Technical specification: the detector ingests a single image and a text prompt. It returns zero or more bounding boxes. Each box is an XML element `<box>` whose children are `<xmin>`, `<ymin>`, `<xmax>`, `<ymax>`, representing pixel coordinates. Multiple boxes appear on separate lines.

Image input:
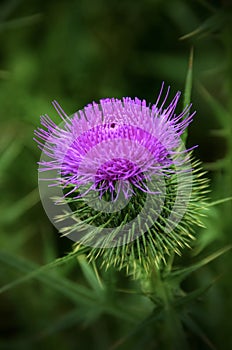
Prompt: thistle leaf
<box><xmin>182</xmin><ymin>314</ymin><xmax>217</xmax><ymax>350</ymax></box>
<box><xmin>0</xmin><ymin>250</ymin><xmax>90</xmax><ymax>299</ymax></box>
<box><xmin>77</xmin><ymin>255</ymin><xmax>104</xmax><ymax>295</ymax></box>
<box><xmin>175</xmin><ymin>278</ymin><xmax>218</xmax><ymax>307</ymax></box>
<box><xmin>169</xmin><ymin>245</ymin><xmax>231</xmax><ymax>283</ymax></box>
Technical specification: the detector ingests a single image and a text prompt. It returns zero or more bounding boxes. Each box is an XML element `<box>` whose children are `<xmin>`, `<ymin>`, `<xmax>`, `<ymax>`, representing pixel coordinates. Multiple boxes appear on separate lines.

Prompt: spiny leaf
<box><xmin>175</xmin><ymin>278</ymin><xmax>218</xmax><ymax>307</ymax></box>
<box><xmin>0</xmin><ymin>249</ymin><xmax>88</xmax><ymax>296</ymax></box>
<box><xmin>169</xmin><ymin>245</ymin><xmax>231</xmax><ymax>283</ymax></box>
<box><xmin>0</xmin><ymin>250</ymin><xmax>142</xmax><ymax>323</ymax></box>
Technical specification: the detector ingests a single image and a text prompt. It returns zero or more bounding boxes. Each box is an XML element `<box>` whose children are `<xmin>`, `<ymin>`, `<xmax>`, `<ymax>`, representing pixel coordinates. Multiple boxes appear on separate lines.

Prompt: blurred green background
<box><xmin>0</xmin><ymin>0</ymin><xmax>231</xmax><ymax>349</ymax></box>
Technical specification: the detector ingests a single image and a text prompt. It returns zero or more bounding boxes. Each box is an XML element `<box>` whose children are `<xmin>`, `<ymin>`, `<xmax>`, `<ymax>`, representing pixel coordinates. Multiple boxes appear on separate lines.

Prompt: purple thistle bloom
<box><xmin>35</xmin><ymin>84</ymin><xmax>194</xmax><ymax>201</ymax></box>
<box><xmin>35</xmin><ymin>84</ymin><xmax>208</xmax><ymax>276</ymax></box>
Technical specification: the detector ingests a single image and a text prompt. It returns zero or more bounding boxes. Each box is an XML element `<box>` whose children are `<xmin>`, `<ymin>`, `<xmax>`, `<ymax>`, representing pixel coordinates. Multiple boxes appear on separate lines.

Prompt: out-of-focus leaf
<box><xmin>180</xmin><ymin>11</ymin><xmax>226</xmax><ymax>40</ymax></box>
<box><xmin>204</xmin><ymin>159</ymin><xmax>228</xmax><ymax>171</ymax></box>
<box><xmin>198</xmin><ymin>83</ymin><xmax>230</xmax><ymax>127</ymax></box>
<box><xmin>182</xmin><ymin>314</ymin><xmax>217</xmax><ymax>350</ymax></box>
<box><xmin>36</xmin><ymin>308</ymin><xmax>97</xmax><ymax>338</ymax></box>
<box><xmin>0</xmin><ymin>226</ymin><xmax>33</xmax><ymax>251</ymax></box>
<box><xmin>109</xmin><ymin>306</ymin><xmax>164</xmax><ymax>350</ymax></box>
<box><xmin>0</xmin><ymin>0</ymin><xmax>22</xmax><ymax>21</ymax></box>
<box><xmin>0</xmin><ymin>188</ymin><xmax>40</xmax><ymax>224</ymax></box>
<box><xmin>0</xmin><ymin>13</ymin><xmax>42</xmax><ymax>32</ymax></box>
<box><xmin>0</xmin><ymin>70</ymin><xmax>10</xmax><ymax>79</ymax></box>
<box><xmin>0</xmin><ymin>141</ymin><xmax>22</xmax><ymax>174</ymax></box>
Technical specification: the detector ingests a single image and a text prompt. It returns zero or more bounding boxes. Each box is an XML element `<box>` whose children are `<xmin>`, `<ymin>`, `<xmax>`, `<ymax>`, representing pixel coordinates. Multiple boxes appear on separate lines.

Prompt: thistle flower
<box><xmin>35</xmin><ymin>84</ymin><xmax>208</xmax><ymax>277</ymax></box>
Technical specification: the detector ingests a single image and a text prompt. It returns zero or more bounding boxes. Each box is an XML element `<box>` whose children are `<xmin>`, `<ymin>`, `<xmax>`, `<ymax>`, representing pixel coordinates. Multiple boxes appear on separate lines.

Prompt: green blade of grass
<box><xmin>182</xmin><ymin>47</ymin><xmax>194</xmax><ymax>144</ymax></box>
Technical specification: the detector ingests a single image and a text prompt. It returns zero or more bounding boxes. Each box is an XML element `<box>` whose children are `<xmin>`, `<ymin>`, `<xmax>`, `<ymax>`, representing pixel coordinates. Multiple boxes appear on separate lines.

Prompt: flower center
<box><xmin>96</xmin><ymin>158</ymin><xmax>140</xmax><ymax>182</ymax></box>
<box><xmin>94</xmin><ymin>158</ymin><xmax>143</xmax><ymax>199</ymax></box>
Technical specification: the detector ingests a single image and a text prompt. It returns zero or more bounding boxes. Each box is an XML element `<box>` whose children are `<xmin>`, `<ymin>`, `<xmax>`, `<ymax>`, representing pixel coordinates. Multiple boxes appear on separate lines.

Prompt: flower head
<box><xmin>35</xmin><ymin>84</ymin><xmax>208</xmax><ymax>277</ymax></box>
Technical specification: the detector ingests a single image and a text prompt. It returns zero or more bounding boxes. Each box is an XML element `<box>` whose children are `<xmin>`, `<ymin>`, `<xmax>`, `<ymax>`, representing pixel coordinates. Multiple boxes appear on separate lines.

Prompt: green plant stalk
<box><xmin>153</xmin><ymin>269</ymin><xmax>188</xmax><ymax>350</ymax></box>
<box><xmin>137</xmin><ymin>266</ymin><xmax>187</xmax><ymax>350</ymax></box>
<box><xmin>137</xmin><ymin>246</ymin><xmax>231</xmax><ymax>348</ymax></box>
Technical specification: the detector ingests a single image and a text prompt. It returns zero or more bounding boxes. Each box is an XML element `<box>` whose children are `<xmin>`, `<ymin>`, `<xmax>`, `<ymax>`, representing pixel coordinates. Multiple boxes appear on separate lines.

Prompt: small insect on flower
<box><xmin>34</xmin><ymin>83</ymin><xmax>209</xmax><ymax>277</ymax></box>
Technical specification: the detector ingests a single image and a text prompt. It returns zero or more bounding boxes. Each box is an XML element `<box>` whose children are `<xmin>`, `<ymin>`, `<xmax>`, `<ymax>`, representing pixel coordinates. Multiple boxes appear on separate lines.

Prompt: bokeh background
<box><xmin>0</xmin><ymin>0</ymin><xmax>231</xmax><ymax>349</ymax></box>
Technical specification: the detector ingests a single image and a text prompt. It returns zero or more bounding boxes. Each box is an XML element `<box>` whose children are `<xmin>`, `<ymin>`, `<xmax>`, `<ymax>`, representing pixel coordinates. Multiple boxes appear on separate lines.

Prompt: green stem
<box><xmin>156</xmin><ymin>270</ymin><xmax>189</xmax><ymax>350</ymax></box>
<box><xmin>140</xmin><ymin>267</ymin><xmax>189</xmax><ymax>350</ymax></box>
